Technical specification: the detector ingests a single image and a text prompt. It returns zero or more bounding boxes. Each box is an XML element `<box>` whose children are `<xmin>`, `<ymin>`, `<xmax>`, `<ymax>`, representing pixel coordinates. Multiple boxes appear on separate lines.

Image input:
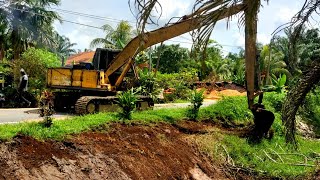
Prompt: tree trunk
<box><xmin>0</xmin><ymin>43</ymin><xmax>4</xmax><ymax>61</ymax></box>
<box><xmin>61</xmin><ymin>56</ymin><xmax>65</xmax><ymax>67</ymax></box>
<box><xmin>282</xmin><ymin>61</ymin><xmax>320</xmax><ymax>147</ymax></box>
<box><xmin>12</xmin><ymin>30</ymin><xmax>21</xmax><ymax>61</ymax></box>
<box><xmin>244</xmin><ymin>0</ymin><xmax>258</xmax><ymax>109</ymax></box>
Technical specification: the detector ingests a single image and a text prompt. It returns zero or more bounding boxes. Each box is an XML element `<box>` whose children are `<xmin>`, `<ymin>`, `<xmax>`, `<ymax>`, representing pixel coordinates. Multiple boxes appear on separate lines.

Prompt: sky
<box><xmin>52</xmin><ymin>0</ymin><xmax>310</xmax><ymax>54</ymax></box>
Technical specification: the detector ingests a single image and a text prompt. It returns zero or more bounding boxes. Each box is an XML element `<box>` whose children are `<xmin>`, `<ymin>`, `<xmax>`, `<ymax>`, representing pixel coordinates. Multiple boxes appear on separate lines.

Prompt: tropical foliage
<box><xmin>51</xmin><ymin>33</ymin><xmax>77</xmax><ymax>66</ymax></box>
<box><xmin>0</xmin><ymin>0</ymin><xmax>61</xmax><ymax>59</ymax></box>
<box><xmin>90</xmin><ymin>21</ymin><xmax>134</xmax><ymax>49</ymax></box>
<box><xmin>117</xmin><ymin>88</ymin><xmax>138</xmax><ymax>120</ymax></box>
<box><xmin>13</xmin><ymin>48</ymin><xmax>60</xmax><ymax>92</ymax></box>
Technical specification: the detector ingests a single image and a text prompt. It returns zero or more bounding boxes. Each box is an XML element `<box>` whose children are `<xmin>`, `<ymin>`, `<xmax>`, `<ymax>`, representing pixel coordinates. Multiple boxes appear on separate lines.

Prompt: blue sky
<box><xmin>52</xmin><ymin>0</ymin><xmax>309</xmax><ymax>54</ymax></box>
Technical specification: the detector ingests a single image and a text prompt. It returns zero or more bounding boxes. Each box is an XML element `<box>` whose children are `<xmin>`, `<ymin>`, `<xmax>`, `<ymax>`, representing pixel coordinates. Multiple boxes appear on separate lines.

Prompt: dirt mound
<box><xmin>196</xmin><ymin>82</ymin><xmax>247</xmax><ymax>100</ymax></box>
<box><xmin>203</xmin><ymin>89</ymin><xmax>247</xmax><ymax>100</ymax></box>
<box><xmin>0</xmin><ymin>122</ymin><xmax>234</xmax><ymax>180</ymax></box>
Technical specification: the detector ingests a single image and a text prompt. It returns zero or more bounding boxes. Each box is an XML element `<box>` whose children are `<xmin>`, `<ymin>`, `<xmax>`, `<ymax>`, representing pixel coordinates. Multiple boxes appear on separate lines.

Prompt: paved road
<box><xmin>0</xmin><ymin>109</ymin><xmax>72</xmax><ymax>124</ymax></box>
<box><xmin>0</xmin><ymin>100</ymin><xmax>217</xmax><ymax>124</ymax></box>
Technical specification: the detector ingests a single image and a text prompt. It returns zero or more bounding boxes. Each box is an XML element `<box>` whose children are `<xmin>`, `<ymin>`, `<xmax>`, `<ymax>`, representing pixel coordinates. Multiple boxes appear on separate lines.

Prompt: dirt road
<box><xmin>0</xmin><ymin>100</ymin><xmax>217</xmax><ymax>124</ymax></box>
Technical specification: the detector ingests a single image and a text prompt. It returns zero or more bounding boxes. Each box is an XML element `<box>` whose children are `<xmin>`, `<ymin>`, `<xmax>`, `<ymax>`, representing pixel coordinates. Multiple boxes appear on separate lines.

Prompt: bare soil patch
<box><xmin>196</xmin><ymin>82</ymin><xmax>247</xmax><ymax>100</ymax></box>
<box><xmin>0</xmin><ymin>121</ymin><xmax>269</xmax><ymax>179</ymax></box>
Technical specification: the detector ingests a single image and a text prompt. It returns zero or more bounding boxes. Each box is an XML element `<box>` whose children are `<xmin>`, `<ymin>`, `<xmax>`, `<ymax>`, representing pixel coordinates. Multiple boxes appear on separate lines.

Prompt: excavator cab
<box><xmin>92</xmin><ymin>48</ymin><xmax>121</xmax><ymax>70</ymax></box>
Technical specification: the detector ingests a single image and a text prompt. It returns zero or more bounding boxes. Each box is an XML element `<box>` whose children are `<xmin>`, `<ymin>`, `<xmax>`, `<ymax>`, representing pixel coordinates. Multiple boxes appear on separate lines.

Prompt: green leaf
<box><xmin>279</xmin><ymin>74</ymin><xmax>287</xmax><ymax>86</ymax></box>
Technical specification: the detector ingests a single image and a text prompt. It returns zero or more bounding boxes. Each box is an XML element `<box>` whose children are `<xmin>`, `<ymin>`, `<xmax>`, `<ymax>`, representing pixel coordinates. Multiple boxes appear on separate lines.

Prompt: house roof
<box><xmin>65</xmin><ymin>51</ymin><xmax>95</xmax><ymax>66</ymax></box>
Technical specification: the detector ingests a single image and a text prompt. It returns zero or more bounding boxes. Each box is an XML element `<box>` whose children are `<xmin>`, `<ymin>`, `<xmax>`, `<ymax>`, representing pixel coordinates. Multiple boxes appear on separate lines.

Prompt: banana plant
<box><xmin>262</xmin><ymin>74</ymin><xmax>287</xmax><ymax>93</ymax></box>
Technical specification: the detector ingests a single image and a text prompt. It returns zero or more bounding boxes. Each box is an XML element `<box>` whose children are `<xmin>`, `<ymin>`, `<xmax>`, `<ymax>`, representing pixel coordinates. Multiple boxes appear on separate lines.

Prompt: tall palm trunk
<box><xmin>0</xmin><ymin>43</ymin><xmax>4</xmax><ymax>61</ymax></box>
<box><xmin>244</xmin><ymin>0</ymin><xmax>259</xmax><ymax>109</ymax></box>
<box><xmin>12</xmin><ymin>30</ymin><xmax>21</xmax><ymax>60</ymax></box>
<box><xmin>282</xmin><ymin>61</ymin><xmax>320</xmax><ymax>148</ymax></box>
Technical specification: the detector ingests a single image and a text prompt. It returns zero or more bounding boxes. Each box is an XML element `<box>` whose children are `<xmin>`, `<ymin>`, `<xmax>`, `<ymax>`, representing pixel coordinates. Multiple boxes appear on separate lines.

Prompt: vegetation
<box><xmin>13</xmin><ymin>48</ymin><xmax>60</xmax><ymax>93</ymax></box>
<box><xmin>0</xmin><ymin>94</ymin><xmax>318</xmax><ymax>178</ymax></box>
<box><xmin>186</xmin><ymin>89</ymin><xmax>204</xmax><ymax>120</ymax></box>
<box><xmin>117</xmin><ymin>88</ymin><xmax>138</xmax><ymax>120</ymax></box>
<box><xmin>1</xmin><ymin>0</ymin><xmax>320</xmax><ymax>178</ymax></box>
<box><xmin>90</xmin><ymin>21</ymin><xmax>134</xmax><ymax>49</ymax></box>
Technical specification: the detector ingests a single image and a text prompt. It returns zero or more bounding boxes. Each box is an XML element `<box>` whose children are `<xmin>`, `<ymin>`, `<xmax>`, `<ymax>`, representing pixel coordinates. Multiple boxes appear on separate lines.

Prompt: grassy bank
<box><xmin>0</xmin><ymin>107</ymin><xmax>188</xmax><ymax>140</ymax></box>
<box><xmin>0</xmin><ymin>94</ymin><xmax>319</xmax><ymax>178</ymax></box>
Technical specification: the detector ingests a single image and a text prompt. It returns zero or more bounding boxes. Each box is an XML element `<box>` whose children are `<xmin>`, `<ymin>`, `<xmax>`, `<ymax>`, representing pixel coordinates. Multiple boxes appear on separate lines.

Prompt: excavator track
<box><xmin>75</xmin><ymin>95</ymin><xmax>153</xmax><ymax>115</ymax></box>
<box><xmin>75</xmin><ymin>96</ymin><xmax>114</xmax><ymax>115</ymax></box>
<box><xmin>75</xmin><ymin>96</ymin><xmax>93</xmax><ymax>115</ymax></box>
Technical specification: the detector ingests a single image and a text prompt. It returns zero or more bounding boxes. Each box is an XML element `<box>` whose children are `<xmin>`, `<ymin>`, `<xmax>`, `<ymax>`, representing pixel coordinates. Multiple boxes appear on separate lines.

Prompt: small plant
<box><xmin>117</xmin><ymin>88</ymin><xmax>138</xmax><ymax>120</ymax></box>
<box><xmin>39</xmin><ymin>90</ymin><xmax>54</xmax><ymax>127</ymax></box>
<box><xmin>138</xmin><ymin>69</ymin><xmax>160</xmax><ymax>100</ymax></box>
<box><xmin>186</xmin><ymin>89</ymin><xmax>205</xmax><ymax>120</ymax></box>
<box><xmin>263</xmin><ymin>74</ymin><xmax>287</xmax><ymax>93</ymax></box>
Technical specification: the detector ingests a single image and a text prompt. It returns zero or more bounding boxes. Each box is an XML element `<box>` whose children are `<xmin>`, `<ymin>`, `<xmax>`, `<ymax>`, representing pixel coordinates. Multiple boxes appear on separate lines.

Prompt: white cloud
<box><xmin>275</xmin><ymin>7</ymin><xmax>297</xmax><ymax>23</ymax></box>
<box><xmin>157</xmin><ymin>0</ymin><xmax>192</xmax><ymax>20</ymax></box>
<box><xmin>54</xmin><ymin>0</ymin><xmax>308</xmax><ymax>53</ymax></box>
<box><xmin>232</xmin><ymin>31</ymin><xmax>245</xmax><ymax>47</ymax></box>
<box><xmin>257</xmin><ymin>33</ymin><xmax>271</xmax><ymax>45</ymax></box>
<box><xmin>66</xmin><ymin>29</ymin><xmax>93</xmax><ymax>50</ymax></box>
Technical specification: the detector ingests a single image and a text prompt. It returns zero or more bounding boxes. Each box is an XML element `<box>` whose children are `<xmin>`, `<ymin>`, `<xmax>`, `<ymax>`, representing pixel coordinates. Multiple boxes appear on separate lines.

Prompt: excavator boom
<box><xmin>105</xmin><ymin>4</ymin><xmax>244</xmax><ymax>77</ymax></box>
<box><xmin>46</xmin><ymin>3</ymin><xmax>260</xmax><ymax>115</ymax></box>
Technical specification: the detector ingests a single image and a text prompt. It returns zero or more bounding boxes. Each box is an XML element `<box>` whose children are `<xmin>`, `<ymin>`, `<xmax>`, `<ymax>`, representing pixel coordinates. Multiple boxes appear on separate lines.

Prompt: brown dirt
<box><xmin>196</xmin><ymin>82</ymin><xmax>247</xmax><ymax>100</ymax></box>
<box><xmin>0</xmin><ymin>121</ymin><xmax>260</xmax><ymax>180</ymax></box>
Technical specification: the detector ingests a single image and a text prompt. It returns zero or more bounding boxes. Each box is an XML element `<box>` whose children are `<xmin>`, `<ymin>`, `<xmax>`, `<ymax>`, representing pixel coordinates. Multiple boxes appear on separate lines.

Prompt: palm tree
<box><xmin>272</xmin><ymin>27</ymin><xmax>305</xmax><ymax>77</ymax></box>
<box><xmin>52</xmin><ymin>33</ymin><xmax>77</xmax><ymax>66</ymax></box>
<box><xmin>259</xmin><ymin>45</ymin><xmax>291</xmax><ymax>85</ymax></box>
<box><xmin>130</xmin><ymin>0</ymin><xmax>264</xmax><ymax>108</ymax></box>
<box><xmin>0</xmin><ymin>0</ymin><xmax>60</xmax><ymax>59</ymax></box>
<box><xmin>90</xmin><ymin>21</ymin><xmax>134</xmax><ymax>49</ymax></box>
<box><xmin>0</xmin><ymin>14</ymin><xmax>8</xmax><ymax>61</ymax></box>
<box><xmin>281</xmin><ymin>0</ymin><xmax>320</xmax><ymax>147</ymax></box>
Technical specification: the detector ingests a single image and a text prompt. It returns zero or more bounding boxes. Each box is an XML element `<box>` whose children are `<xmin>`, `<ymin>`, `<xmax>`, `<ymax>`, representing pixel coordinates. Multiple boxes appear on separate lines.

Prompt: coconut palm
<box><xmin>52</xmin><ymin>33</ymin><xmax>77</xmax><ymax>66</ymax></box>
<box><xmin>272</xmin><ymin>27</ymin><xmax>305</xmax><ymax>77</ymax></box>
<box><xmin>130</xmin><ymin>0</ymin><xmax>266</xmax><ymax>108</ymax></box>
<box><xmin>0</xmin><ymin>0</ymin><xmax>60</xmax><ymax>59</ymax></box>
<box><xmin>0</xmin><ymin>13</ymin><xmax>9</xmax><ymax>61</ymax></box>
<box><xmin>90</xmin><ymin>21</ymin><xmax>134</xmax><ymax>49</ymax></box>
<box><xmin>281</xmin><ymin>0</ymin><xmax>320</xmax><ymax>147</ymax></box>
<box><xmin>259</xmin><ymin>45</ymin><xmax>291</xmax><ymax>85</ymax></box>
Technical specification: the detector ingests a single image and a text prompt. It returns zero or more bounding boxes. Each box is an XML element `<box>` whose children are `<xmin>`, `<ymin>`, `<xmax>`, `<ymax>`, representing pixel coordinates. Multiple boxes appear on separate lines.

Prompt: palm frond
<box><xmin>90</xmin><ymin>38</ymin><xmax>114</xmax><ymax>48</ymax></box>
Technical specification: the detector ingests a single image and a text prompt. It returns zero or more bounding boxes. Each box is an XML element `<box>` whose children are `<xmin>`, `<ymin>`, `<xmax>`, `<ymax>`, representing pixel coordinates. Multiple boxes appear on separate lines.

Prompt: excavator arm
<box><xmin>105</xmin><ymin>4</ymin><xmax>244</xmax><ymax>78</ymax></box>
<box><xmin>105</xmin><ymin>3</ymin><xmax>259</xmax><ymax>111</ymax></box>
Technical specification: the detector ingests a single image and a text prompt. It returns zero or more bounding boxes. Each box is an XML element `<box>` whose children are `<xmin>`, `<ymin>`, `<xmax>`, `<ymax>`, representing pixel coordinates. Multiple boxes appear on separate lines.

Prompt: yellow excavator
<box><xmin>47</xmin><ymin>4</ymin><xmax>256</xmax><ymax>115</ymax></box>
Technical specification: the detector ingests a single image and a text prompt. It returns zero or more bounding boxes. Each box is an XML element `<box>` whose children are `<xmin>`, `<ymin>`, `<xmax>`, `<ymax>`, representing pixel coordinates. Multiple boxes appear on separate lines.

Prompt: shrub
<box><xmin>13</xmin><ymin>48</ymin><xmax>60</xmax><ymax>94</ymax></box>
<box><xmin>299</xmin><ymin>87</ymin><xmax>320</xmax><ymax>135</ymax></box>
<box><xmin>137</xmin><ymin>69</ymin><xmax>160</xmax><ymax>100</ymax></box>
<box><xmin>117</xmin><ymin>88</ymin><xmax>138</xmax><ymax>120</ymax></box>
<box><xmin>263</xmin><ymin>92</ymin><xmax>286</xmax><ymax>112</ymax></box>
<box><xmin>200</xmin><ymin>96</ymin><xmax>253</xmax><ymax>125</ymax></box>
<box><xmin>157</xmin><ymin>72</ymin><xmax>195</xmax><ymax>102</ymax></box>
<box><xmin>186</xmin><ymin>89</ymin><xmax>205</xmax><ymax>120</ymax></box>
<box><xmin>39</xmin><ymin>91</ymin><xmax>54</xmax><ymax>127</ymax></box>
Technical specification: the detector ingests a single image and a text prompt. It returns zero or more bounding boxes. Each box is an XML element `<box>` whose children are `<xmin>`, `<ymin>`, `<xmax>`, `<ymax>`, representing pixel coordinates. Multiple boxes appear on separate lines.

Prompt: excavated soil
<box><xmin>196</xmin><ymin>82</ymin><xmax>247</xmax><ymax>100</ymax></box>
<box><xmin>0</xmin><ymin>121</ymin><xmax>244</xmax><ymax>180</ymax></box>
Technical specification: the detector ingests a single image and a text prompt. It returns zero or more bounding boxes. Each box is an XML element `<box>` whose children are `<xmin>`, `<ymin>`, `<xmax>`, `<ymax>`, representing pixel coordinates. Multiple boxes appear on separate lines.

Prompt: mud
<box><xmin>0</xmin><ymin>121</ymin><xmax>233</xmax><ymax>180</ymax></box>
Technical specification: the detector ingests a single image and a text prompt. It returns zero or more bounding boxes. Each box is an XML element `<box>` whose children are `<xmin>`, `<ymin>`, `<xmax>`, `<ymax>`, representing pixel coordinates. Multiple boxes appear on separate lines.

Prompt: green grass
<box><xmin>0</xmin><ymin>96</ymin><xmax>281</xmax><ymax>141</ymax></box>
<box><xmin>0</xmin><ymin>113</ymin><xmax>116</xmax><ymax>140</ymax></box>
<box><xmin>0</xmin><ymin>95</ymin><xmax>319</xmax><ymax>178</ymax></box>
<box><xmin>0</xmin><ymin>107</ymin><xmax>188</xmax><ymax>141</ymax></box>
<box><xmin>196</xmin><ymin>132</ymin><xmax>320</xmax><ymax>178</ymax></box>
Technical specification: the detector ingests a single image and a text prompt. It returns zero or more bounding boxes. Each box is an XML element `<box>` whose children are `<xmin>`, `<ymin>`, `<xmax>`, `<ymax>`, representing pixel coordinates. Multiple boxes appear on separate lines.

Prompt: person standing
<box><xmin>18</xmin><ymin>68</ymin><xmax>31</xmax><ymax>107</ymax></box>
